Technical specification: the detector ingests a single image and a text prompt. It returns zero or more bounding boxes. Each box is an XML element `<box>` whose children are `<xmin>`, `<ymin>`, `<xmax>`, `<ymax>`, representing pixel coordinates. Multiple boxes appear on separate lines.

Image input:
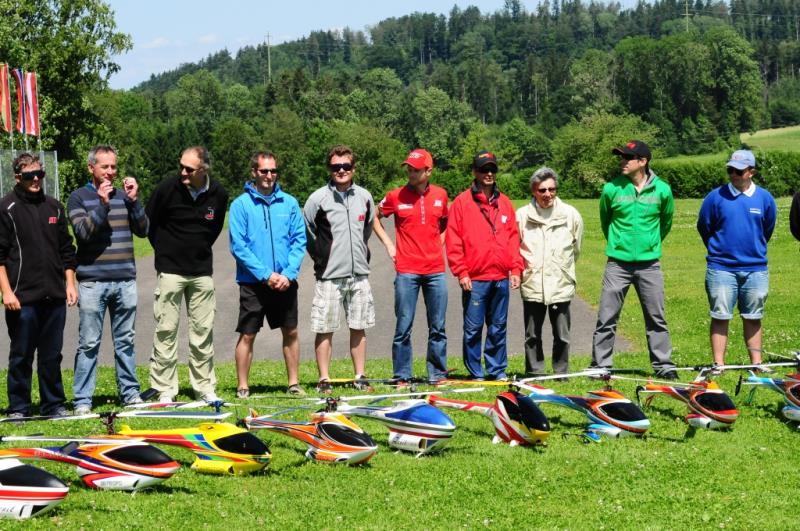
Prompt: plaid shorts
<box><xmin>310</xmin><ymin>275</ymin><xmax>376</xmax><ymax>333</ymax></box>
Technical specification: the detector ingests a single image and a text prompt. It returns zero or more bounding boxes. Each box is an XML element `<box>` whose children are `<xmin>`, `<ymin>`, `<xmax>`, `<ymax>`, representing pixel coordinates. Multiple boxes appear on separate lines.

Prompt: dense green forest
<box><xmin>3</xmin><ymin>0</ymin><xmax>800</xmax><ymax>202</ymax></box>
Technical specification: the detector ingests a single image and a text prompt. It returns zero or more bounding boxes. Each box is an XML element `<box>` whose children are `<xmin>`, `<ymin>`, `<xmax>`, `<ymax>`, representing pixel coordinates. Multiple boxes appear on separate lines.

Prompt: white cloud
<box><xmin>198</xmin><ymin>33</ymin><xmax>220</xmax><ymax>44</ymax></box>
<box><xmin>141</xmin><ymin>36</ymin><xmax>170</xmax><ymax>49</ymax></box>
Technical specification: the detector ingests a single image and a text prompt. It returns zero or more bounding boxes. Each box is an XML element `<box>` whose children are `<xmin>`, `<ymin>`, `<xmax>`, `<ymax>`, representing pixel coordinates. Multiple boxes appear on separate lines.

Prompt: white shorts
<box><xmin>310</xmin><ymin>275</ymin><xmax>376</xmax><ymax>333</ymax></box>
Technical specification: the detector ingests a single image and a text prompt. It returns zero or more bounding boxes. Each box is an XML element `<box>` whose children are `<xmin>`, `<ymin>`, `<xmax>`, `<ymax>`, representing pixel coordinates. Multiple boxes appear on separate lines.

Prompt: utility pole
<box><xmin>684</xmin><ymin>0</ymin><xmax>689</xmax><ymax>32</ymax></box>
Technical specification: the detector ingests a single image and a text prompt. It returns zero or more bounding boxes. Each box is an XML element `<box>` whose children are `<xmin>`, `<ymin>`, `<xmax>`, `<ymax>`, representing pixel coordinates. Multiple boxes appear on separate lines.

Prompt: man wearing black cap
<box><xmin>591</xmin><ymin>140</ymin><xmax>678</xmax><ymax>379</ymax></box>
<box><xmin>446</xmin><ymin>151</ymin><xmax>523</xmax><ymax>380</ymax></box>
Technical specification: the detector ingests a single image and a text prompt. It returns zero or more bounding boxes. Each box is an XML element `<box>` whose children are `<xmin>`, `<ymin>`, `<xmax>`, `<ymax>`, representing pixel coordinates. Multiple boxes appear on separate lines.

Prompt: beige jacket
<box><xmin>516</xmin><ymin>197</ymin><xmax>584</xmax><ymax>304</ymax></box>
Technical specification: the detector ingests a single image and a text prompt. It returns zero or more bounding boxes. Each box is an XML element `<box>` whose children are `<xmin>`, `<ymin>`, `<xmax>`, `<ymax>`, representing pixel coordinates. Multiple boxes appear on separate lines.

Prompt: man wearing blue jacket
<box><xmin>229</xmin><ymin>151</ymin><xmax>307</xmax><ymax>396</ymax></box>
<box><xmin>697</xmin><ymin>150</ymin><xmax>776</xmax><ymax>370</ymax></box>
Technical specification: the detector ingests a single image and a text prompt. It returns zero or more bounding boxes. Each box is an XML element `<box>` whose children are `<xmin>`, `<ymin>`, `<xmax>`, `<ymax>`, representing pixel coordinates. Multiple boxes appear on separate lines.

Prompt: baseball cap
<box><xmin>401</xmin><ymin>149</ymin><xmax>433</xmax><ymax>170</ymax></box>
<box><xmin>726</xmin><ymin>149</ymin><xmax>755</xmax><ymax>170</ymax></box>
<box><xmin>472</xmin><ymin>151</ymin><xmax>498</xmax><ymax>171</ymax></box>
<box><xmin>611</xmin><ymin>140</ymin><xmax>652</xmax><ymax>161</ymax></box>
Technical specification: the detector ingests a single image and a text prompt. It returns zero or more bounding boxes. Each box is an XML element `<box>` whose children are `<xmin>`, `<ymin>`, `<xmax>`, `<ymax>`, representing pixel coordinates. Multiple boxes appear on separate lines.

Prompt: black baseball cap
<box><xmin>472</xmin><ymin>151</ymin><xmax>498</xmax><ymax>171</ymax></box>
<box><xmin>612</xmin><ymin>140</ymin><xmax>651</xmax><ymax>161</ymax></box>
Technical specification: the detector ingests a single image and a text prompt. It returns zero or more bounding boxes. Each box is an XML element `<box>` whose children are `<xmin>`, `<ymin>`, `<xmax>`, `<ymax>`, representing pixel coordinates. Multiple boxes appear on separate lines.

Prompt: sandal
<box><xmin>316</xmin><ymin>379</ymin><xmax>332</xmax><ymax>395</ymax></box>
<box><xmin>236</xmin><ymin>388</ymin><xmax>250</xmax><ymax>399</ymax></box>
<box><xmin>287</xmin><ymin>384</ymin><xmax>306</xmax><ymax>396</ymax></box>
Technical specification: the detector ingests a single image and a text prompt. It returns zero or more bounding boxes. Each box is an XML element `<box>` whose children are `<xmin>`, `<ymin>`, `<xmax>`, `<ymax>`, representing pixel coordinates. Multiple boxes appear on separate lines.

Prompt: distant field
<box><xmin>741</xmin><ymin>125</ymin><xmax>800</xmax><ymax>151</ymax></box>
<box><xmin>661</xmin><ymin>124</ymin><xmax>800</xmax><ymax>165</ymax></box>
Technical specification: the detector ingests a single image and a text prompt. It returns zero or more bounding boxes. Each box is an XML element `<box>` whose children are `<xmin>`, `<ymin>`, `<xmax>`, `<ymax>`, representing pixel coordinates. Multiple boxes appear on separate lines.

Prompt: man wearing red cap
<box><xmin>446</xmin><ymin>151</ymin><xmax>523</xmax><ymax>380</ymax></box>
<box><xmin>374</xmin><ymin>149</ymin><xmax>450</xmax><ymax>384</ymax></box>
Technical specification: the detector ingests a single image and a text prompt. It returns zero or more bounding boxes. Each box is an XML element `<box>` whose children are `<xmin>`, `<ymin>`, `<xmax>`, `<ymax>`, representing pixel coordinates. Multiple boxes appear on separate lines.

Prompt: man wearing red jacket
<box><xmin>446</xmin><ymin>151</ymin><xmax>523</xmax><ymax>380</ymax></box>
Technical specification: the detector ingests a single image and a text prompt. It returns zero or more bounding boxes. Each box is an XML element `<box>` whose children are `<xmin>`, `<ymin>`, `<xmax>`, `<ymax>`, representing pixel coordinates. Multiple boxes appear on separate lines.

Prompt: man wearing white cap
<box><xmin>697</xmin><ymin>149</ymin><xmax>776</xmax><ymax>370</ymax></box>
<box><xmin>374</xmin><ymin>149</ymin><xmax>450</xmax><ymax>384</ymax></box>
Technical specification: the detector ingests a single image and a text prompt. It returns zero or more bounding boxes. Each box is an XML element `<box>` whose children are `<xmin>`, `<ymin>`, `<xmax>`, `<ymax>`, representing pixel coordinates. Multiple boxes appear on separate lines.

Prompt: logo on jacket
<box><xmin>48</xmin><ymin>216</ymin><xmax>57</xmax><ymax>224</ymax></box>
<box><xmin>358</xmin><ymin>214</ymin><xmax>366</xmax><ymax>221</ymax></box>
<box><xmin>501</xmin><ymin>215</ymin><xmax>508</xmax><ymax>223</ymax></box>
<box><xmin>205</xmin><ymin>208</ymin><xmax>215</xmax><ymax>221</ymax></box>
<box><xmin>749</xmin><ymin>208</ymin><xmax>762</xmax><ymax>215</ymax></box>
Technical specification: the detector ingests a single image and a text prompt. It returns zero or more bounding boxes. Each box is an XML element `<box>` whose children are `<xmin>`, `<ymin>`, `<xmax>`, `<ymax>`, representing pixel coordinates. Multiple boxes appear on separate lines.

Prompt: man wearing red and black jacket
<box><xmin>0</xmin><ymin>152</ymin><xmax>77</xmax><ymax>418</ymax></box>
<box><xmin>146</xmin><ymin>146</ymin><xmax>229</xmax><ymax>404</ymax></box>
<box><xmin>446</xmin><ymin>151</ymin><xmax>523</xmax><ymax>380</ymax></box>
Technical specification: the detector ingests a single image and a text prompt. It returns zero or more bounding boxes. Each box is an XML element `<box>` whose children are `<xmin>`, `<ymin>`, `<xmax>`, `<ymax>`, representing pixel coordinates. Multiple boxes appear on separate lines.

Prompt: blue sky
<box><xmin>106</xmin><ymin>0</ymin><xmax>525</xmax><ymax>89</ymax></box>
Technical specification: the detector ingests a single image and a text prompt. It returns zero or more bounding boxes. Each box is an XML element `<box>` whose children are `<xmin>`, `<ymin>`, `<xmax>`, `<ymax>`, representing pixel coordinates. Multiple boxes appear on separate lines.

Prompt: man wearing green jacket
<box><xmin>591</xmin><ymin>140</ymin><xmax>678</xmax><ymax>379</ymax></box>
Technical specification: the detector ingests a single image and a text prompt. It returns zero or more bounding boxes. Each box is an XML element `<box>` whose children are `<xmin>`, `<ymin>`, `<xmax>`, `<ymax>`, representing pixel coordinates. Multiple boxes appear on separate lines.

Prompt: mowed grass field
<box><xmin>5</xmin><ymin>197</ymin><xmax>800</xmax><ymax>530</ymax></box>
<box><xmin>741</xmin><ymin>125</ymin><xmax>800</xmax><ymax>152</ymax></box>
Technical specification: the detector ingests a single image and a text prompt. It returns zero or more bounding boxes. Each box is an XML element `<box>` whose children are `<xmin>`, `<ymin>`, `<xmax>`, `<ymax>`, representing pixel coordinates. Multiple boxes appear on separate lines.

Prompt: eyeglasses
<box><xmin>20</xmin><ymin>170</ymin><xmax>45</xmax><ymax>180</ymax></box>
<box><xmin>329</xmin><ymin>163</ymin><xmax>354</xmax><ymax>173</ymax></box>
<box><xmin>536</xmin><ymin>187</ymin><xmax>557</xmax><ymax>194</ymax></box>
<box><xmin>477</xmin><ymin>166</ymin><xmax>498</xmax><ymax>174</ymax></box>
<box><xmin>257</xmin><ymin>168</ymin><xmax>279</xmax><ymax>176</ymax></box>
<box><xmin>180</xmin><ymin>164</ymin><xmax>199</xmax><ymax>174</ymax></box>
<box><xmin>727</xmin><ymin>166</ymin><xmax>748</xmax><ymax>176</ymax></box>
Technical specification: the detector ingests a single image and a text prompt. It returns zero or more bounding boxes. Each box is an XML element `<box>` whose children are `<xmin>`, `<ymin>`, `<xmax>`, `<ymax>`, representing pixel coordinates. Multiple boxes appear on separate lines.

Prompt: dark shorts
<box><xmin>236</xmin><ymin>282</ymin><xmax>299</xmax><ymax>334</ymax></box>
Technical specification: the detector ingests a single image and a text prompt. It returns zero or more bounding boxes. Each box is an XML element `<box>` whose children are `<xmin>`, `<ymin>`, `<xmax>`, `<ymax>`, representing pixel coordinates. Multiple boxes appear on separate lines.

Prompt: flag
<box><xmin>11</xmin><ymin>68</ymin><xmax>40</xmax><ymax>137</ymax></box>
<box><xmin>0</xmin><ymin>64</ymin><xmax>11</xmax><ymax>133</ymax></box>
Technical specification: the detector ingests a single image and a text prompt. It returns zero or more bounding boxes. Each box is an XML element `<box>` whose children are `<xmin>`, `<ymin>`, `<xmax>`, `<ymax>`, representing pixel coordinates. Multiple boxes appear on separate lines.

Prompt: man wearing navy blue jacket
<box><xmin>229</xmin><ymin>151</ymin><xmax>306</xmax><ymax>397</ymax></box>
<box><xmin>697</xmin><ymin>150</ymin><xmax>776</xmax><ymax>370</ymax></box>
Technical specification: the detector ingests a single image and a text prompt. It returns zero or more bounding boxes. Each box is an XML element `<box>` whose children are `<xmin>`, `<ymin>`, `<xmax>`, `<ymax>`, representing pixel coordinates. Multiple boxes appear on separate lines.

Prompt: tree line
<box><xmin>2</xmin><ymin>0</ymin><xmax>800</xmax><ymax>204</ymax></box>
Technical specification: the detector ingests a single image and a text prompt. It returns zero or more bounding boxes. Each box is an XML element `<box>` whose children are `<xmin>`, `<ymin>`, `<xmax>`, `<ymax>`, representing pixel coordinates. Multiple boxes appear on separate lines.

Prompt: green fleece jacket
<box><xmin>599</xmin><ymin>171</ymin><xmax>674</xmax><ymax>262</ymax></box>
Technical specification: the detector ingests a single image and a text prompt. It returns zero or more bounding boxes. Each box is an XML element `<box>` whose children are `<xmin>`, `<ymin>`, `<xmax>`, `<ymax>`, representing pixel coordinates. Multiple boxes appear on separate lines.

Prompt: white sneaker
<box><xmin>158</xmin><ymin>393</ymin><xmax>175</xmax><ymax>403</ymax></box>
<box><xmin>201</xmin><ymin>392</ymin><xmax>222</xmax><ymax>404</ymax></box>
<box><xmin>74</xmin><ymin>405</ymin><xmax>92</xmax><ymax>416</ymax></box>
<box><xmin>124</xmin><ymin>395</ymin><xmax>144</xmax><ymax>406</ymax></box>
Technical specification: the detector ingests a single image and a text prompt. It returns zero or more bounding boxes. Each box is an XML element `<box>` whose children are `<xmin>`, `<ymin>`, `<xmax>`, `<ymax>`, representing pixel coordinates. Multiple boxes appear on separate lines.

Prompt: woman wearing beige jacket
<box><xmin>516</xmin><ymin>167</ymin><xmax>584</xmax><ymax>376</ymax></box>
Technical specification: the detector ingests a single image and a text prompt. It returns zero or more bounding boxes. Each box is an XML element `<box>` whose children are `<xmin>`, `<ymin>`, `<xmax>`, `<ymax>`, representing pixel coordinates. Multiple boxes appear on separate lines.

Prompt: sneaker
<box><xmin>6</xmin><ymin>411</ymin><xmax>26</xmax><ymax>421</ymax></box>
<box><xmin>656</xmin><ymin>369</ymin><xmax>679</xmax><ymax>381</ymax></box>
<box><xmin>316</xmin><ymin>379</ymin><xmax>332</xmax><ymax>395</ymax></box>
<box><xmin>708</xmin><ymin>364</ymin><xmax>724</xmax><ymax>376</ymax></box>
<box><xmin>393</xmin><ymin>379</ymin><xmax>411</xmax><ymax>389</ymax></box>
<box><xmin>158</xmin><ymin>393</ymin><xmax>175</xmax><ymax>404</ymax></box>
<box><xmin>201</xmin><ymin>392</ymin><xmax>222</xmax><ymax>404</ymax></box>
<box><xmin>492</xmin><ymin>374</ymin><xmax>509</xmax><ymax>382</ymax></box>
<box><xmin>52</xmin><ymin>407</ymin><xmax>70</xmax><ymax>417</ymax></box>
<box><xmin>353</xmin><ymin>375</ymin><xmax>372</xmax><ymax>392</ymax></box>
<box><xmin>754</xmin><ymin>365</ymin><xmax>775</xmax><ymax>374</ymax></box>
<box><xmin>287</xmin><ymin>384</ymin><xmax>306</xmax><ymax>396</ymax></box>
<box><xmin>236</xmin><ymin>388</ymin><xmax>250</xmax><ymax>399</ymax></box>
<box><xmin>124</xmin><ymin>395</ymin><xmax>144</xmax><ymax>406</ymax></box>
<box><xmin>74</xmin><ymin>405</ymin><xmax>92</xmax><ymax>416</ymax></box>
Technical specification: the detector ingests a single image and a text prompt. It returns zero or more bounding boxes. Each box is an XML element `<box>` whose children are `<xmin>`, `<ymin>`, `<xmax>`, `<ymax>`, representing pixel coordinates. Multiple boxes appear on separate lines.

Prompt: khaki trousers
<box><xmin>149</xmin><ymin>273</ymin><xmax>216</xmax><ymax>397</ymax></box>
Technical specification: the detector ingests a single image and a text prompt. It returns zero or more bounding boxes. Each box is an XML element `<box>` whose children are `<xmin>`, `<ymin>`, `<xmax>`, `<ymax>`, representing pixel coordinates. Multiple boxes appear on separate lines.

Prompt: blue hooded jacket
<box><xmin>229</xmin><ymin>182</ymin><xmax>306</xmax><ymax>283</ymax></box>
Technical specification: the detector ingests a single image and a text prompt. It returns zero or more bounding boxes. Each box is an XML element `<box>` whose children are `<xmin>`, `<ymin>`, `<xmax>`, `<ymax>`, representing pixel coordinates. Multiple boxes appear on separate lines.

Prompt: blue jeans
<box><xmin>392</xmin><ymin>273</ymin><xmax>448</xmax><ymax>381</ymax></box>
<box><xmin>705</xmin><ymin>269</ymin><xmax>768</xmax><ymax>320</ymax></box>
<box><xmin>6</xmin><ymin>300</ymin><xmax>67</xmax><ymax>415</ymax></box>
<box><xmin>73</xmin><ymin>280</ymin><xmax>140</xmax><ymax>407</ymax></box>
<box><xmin>461</xmin><ymin>279</ymin><xmax>510</xmax><ymax>379</ymax></box>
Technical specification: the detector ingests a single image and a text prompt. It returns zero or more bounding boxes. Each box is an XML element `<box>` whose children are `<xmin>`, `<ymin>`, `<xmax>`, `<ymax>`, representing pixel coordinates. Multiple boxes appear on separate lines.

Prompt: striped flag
<box><xmin>11</xmin><ymin>68</ymin><xmax>40</xmax><ymax>137</ymax></box>
<box><xmin>0</xmin><ymin>64</ymin><xmax>11</xmax><ymax>133</ymax></box>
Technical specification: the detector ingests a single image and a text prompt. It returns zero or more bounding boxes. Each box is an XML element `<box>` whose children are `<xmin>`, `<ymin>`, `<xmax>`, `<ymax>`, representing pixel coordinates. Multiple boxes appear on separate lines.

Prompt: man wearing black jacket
<box><xmin>145</xmin><ymin>146</ymin><xmax>228</xmax><ymax>403</ymax></box>
<box><xmin>0</xmin><ymin>152</ymin><xmax>77</xmax><ymax>418</ymax></box>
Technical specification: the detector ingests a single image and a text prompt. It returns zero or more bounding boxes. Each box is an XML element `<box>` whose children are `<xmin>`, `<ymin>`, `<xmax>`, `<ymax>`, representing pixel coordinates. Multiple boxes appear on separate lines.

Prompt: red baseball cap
<box><xmin>401</xmin><ymin>149</ymin><xmax>433</xmax><ymax>170</ymax></box>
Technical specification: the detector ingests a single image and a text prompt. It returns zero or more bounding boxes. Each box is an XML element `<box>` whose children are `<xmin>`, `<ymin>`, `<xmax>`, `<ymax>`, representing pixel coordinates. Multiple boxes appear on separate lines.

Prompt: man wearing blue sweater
<box><xmin>696</xmin><ymin>150</ymin><xmax>776</xmax><ymax>370</ymax></box>
<box><xmin>229</xmin><ymin>151</ymin><xmax>306</xmax><ymax>397</ymax></box>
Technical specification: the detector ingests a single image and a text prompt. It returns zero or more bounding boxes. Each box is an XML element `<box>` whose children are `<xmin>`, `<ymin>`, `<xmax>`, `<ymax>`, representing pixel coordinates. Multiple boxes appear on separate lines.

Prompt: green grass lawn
<box><xmin>741</xmin><ymin>125</ymin><xmax>800</xmax><ymax>152</ymax></box>
<box><xmin>5</xmin><ymin>199</ymin><xmax>800</xmax><ymax>529</ymax></box>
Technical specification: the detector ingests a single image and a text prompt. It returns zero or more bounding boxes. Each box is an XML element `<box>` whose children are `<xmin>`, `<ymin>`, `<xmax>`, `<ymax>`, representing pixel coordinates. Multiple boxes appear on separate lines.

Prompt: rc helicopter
<box><xmin>514</xmin><ymin>370</ymin><xmax>651</xmax><ymax>442</ymax></box>
<box><xmin>0</xmin><ymin>436</ymin><xmax>179</xmax><ymax>491</ymax></box>
<box><xmin>427</xmin><ymin>389</ymin><xmax>551</xmax><ymax>446</ymax></box>
<box><xmin>243</xmin><ymin>400</ymin><xmax>378</xmax><ymax>465</ymax></box>
<box><xmin>0</xmin><ymin>459</ymin><xmax>69</xmax><ymax>519</ymax></box>
<box><xmin>736</xmin><ymin>368</ymin><xmax>800</xmax><ymax>423</ymax></box>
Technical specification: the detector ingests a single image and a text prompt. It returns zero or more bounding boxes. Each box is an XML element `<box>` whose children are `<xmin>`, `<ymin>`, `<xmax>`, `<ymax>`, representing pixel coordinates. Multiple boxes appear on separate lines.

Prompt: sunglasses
<box><xmin>329</xmin><ymin>163</ymin><xmax>354</xmax><ymax>173</ymax></box>
<box><xmin>20</xmin><ymin>169</ymin><xmax>45</xmax><ymax>180</ymax></box>
<box><xmin>180</xmin><ymin>164</ymin><xmax>199</xmax><ymax>174</ymax></box>
<box><xmin>256</xmin><ymin>168</ymin><xmax>279</xmax><ymax>176</ymax></box>
<box><xmin>619</xmin><ymin>154</ymin><xmax>638</xmax><ymax>161</ymax></box>
<box><xmin>536</xmin><ymin>187</ymin><xmax>557</xmax><ymax>193</ymax></box>
<box><xmin>477</xmin><ymin>166</ymin><xmax>498</xmax><ymax>174</ymax></box>
<box><xmin>726</xmin><ymin>166</ymin><xmax>747</xmax><ymax>176</ymax></box>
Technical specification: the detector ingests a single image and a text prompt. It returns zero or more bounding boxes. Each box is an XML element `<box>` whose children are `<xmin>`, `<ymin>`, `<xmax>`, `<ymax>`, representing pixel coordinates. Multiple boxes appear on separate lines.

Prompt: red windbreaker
<box><xmin>446</xmin><ymin>183</ymin><xmax>523</xmax><ymax>281</ymax></box>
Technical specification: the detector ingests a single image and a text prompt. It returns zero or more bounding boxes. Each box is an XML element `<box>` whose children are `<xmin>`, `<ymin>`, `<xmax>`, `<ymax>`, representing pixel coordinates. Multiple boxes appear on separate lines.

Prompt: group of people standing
<box><xmin>0</xmin><ymin>139</ymin><xmax>789</xmax><ymax>416</ymax></box>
